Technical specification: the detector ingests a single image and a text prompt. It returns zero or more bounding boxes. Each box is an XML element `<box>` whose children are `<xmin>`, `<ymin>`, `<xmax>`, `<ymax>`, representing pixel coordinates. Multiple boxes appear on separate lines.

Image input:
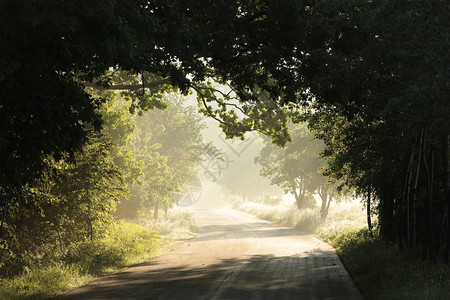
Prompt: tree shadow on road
<box><xmin>195</xmin><ymin>223</ymin><xmax>310</xmax><ymax>242</ymax></box>
<box><xmin>57</xmin><ymin>251</ymin><xmax>362</xmax><ymax>300</ymax></box>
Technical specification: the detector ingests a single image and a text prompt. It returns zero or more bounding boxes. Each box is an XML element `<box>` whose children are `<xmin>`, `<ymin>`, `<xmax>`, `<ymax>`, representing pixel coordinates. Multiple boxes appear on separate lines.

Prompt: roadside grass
<box><xmin>236</xmin><ymin>200</ymin><xmax>450</xmax><ymax>300</ymax></box>
<box><xmin>0</xmin><ymin>207</ymin><xmax>196</xmax><ymax>300</ymax></box>
<box><xmin>236</xmin><ymin>199</ymin><xmax>366</xmax><ymax>238</ymax></box>
<box><xmin>331</xmin><ymin>229</ymin><xmax>450</xmax><ymax>300</ymax></box>
<box><xmin>136</xmin><ymin>207</ymin><xmax>197</xmax><ymax>241</ymax></box>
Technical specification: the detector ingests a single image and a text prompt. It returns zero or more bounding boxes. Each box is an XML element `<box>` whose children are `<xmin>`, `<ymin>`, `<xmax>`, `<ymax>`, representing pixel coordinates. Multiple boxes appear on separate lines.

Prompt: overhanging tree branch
<box><xmin>81</xmin><ymin>78</ymin><xmax>171</xmax><ymax>91</ymax></box>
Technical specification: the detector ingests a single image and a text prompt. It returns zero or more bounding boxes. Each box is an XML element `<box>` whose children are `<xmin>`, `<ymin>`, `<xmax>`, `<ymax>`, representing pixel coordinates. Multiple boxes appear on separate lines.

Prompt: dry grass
<box><xmin>236</xmin><ymin>198</ymin><xmax>366</xmax><ymax>241</ymax></box>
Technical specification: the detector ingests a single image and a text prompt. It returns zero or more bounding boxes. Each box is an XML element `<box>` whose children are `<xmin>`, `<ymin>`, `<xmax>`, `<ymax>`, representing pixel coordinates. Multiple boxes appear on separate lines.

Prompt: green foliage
<box><xmin>116</xmin><ymin>94</ymin><xmax>208</xmax><ymax>218</ymax></box>
<box><xmin>65</xmin><ymin>221</ymin><xmax>160</xmax><ymax>275</ymax></box>
<box><xmin>256</xmin><ymin>123</ymin><xmax>337</xmax><ymax>213</ymax></box>
<box><xmin>300</xmin><ymin>0</ymin><xmax>450</xmax><ymax>255</ymax></box>
<box><xmin>1</xmin><ymin>1</ymin><xmax>449</xmax><ymax>296</ymax></box>
<box><xmin>0</xmin><ymin>129</ymin><xmax>127</xmax><ymax>275</ymax></box>
<box><xmin>0</xmin><ymin>220</ymin><xmax>164</xmax><ymax>299</ymax></box>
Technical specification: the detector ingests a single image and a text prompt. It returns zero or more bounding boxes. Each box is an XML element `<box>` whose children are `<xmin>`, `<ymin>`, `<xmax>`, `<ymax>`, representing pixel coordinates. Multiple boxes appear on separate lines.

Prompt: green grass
<box><xmin>237</xmin><ymin>200</ymin><xmax>450</xmax><ymax>300</ymax></box>
<box><xmin>0</xmin><ymin>265</ymin><xmax>90</xmax><ymax>300</ymax></box>
<box><xmin>330</xmin><ymin>229</ymin><xmax>450</xmax><ymax>300</ymax></box>
<box><xmin>0</xmin><ymin>207</ymin><xmax>196</xmax><ymax>300</ymax></box>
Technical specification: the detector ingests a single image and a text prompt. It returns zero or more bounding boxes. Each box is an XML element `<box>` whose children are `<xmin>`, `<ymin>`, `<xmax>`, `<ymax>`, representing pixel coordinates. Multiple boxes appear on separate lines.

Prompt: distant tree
<box><xmin>115</xmin><ymin>94</ymin><xmax>209</xmax><ymax>219</ymax></box>
<box><xmin>256</xmin><ymin>124</ymin><xmax>335</xmax><ymax>212</ymax></box>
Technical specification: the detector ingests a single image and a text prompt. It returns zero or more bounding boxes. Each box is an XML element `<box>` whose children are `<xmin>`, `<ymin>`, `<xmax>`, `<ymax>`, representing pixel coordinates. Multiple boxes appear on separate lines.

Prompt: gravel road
<box><xmin>58</xmin><ymin>209</ymin><xmax>363</xmax><ymax>299</ymax></box>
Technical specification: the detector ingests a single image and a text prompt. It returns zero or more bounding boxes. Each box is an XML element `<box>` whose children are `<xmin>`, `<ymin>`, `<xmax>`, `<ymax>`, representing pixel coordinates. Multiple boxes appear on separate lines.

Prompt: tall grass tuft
<box><xmin>136</xmin><ymin>207</ymin><xmax>197</xmax><ymax>240</ymax></box>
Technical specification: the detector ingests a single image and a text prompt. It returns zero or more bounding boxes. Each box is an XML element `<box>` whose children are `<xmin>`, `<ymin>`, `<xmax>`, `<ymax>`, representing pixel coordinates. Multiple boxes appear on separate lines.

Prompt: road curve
<box><xmin>58</xmin><ymin>209</ymin><xmax>363</xmax><ymax>299</ymax></box>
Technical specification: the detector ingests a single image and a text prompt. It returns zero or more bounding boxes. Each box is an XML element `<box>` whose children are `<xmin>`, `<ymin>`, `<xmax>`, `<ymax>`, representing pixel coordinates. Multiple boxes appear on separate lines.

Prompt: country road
<box><xmin>59</xmin><ymin>209</ymin><xmax>363</xmax><ymax>299</ymax></box>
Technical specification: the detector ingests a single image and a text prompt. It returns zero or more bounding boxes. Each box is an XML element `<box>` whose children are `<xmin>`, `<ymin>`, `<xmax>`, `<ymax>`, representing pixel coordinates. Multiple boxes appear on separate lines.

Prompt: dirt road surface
<box><xmin>59</xmin><ymin>209</ymin><xmax>363</xmax><ymax>299</ymax></box>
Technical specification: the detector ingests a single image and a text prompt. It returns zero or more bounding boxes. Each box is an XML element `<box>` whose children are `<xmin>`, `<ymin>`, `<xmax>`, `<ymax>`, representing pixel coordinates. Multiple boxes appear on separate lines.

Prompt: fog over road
<box><xmin>59</xmin><ymin>209</ymin><xmax>363</xmax><ymax>299</ymax></box>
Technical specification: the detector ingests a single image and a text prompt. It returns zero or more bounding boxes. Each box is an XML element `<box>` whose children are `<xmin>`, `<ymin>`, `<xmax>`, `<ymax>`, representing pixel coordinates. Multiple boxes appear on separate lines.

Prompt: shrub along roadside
<box><xmin>0</xmin><ymin>209</ymin><xmax>197</xmax><ymax>299</ymax></box>
<box><xmin>237</xmin><ymin>201</ymin><xmax>450</xmax><ymax>300</ymax></box>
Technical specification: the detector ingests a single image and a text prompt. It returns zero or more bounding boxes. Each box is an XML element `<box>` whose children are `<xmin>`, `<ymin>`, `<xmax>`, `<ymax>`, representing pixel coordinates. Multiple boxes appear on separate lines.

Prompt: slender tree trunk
<box><xmin>402</xmin><ymin>151</ymin><xmax>414</xmax><ymax>247</ymax></box>
<box><xmin>0</xmin><ymin>207</ymin><xmax>5</xmax><ymax>242</ymax></box>
<box><xmin>295</xmin><ymin>193</ymin><xmax>302</xmax><ymax>209</ymax></box>
<box><xmin>164</xmin><ymin>204</ymin><xmax>168</xmax><ymax>218</ymax></box>
<box><xmin>320</xmin><ymin>194</ymin><xmax>327</xmax><ymax>219</ymax></box>
<box><xmin>412</xmin><ymin>127</ymin><xmax>425</xmax><ymax>247</ymax></box>
<box><xmin>379</xmin><ymin>182</ymin><xmax>395</xmax><ymax>242</ymax></box>
<box><xmin>0</xmin><ymin>190</ymin><xmax>7</xmax><ymax>242</ymax></box>
<box><xmin>325</xmin><ymin>194</ymin><xmax>332</xmax><ymax>220</ymax></box>
<box><xmin>55</xmin><ymin>224</ymin><xmax>64</xmax><ymax>255</ymax></box>
<box><xmin>367</xmin><ymin>184</ymin><xmax>373</xmax><ymax>234</ymax></box>
<box><xmin>319</xmin><ymin>185</ymin><xmax>329</xmax><ymax>219</ymax></box>
<box><xmin>153</xmin><ymin>202</ymin><xmax>159</xmax><ymax>219</ymax></box>
<box><xmin>292</xmin><ymin>183</ymin><xmax>303</xmax><ymax>209</ymax></box>
<box><xmin>445</xmin><ymin>134</ymin><xmax>450</xmax><ymax>264</ymax></box>
<box><xmin>407</xmin><ymin>154</ymin><xmax>414</xmax><ymax>247</ymax></box>
<box><xmin>300</xmin><ymin>181</ymin><xmax>306</xmax><ymax>207</ymax></box>
<box><xmin>430</xmin><ymin>149</ymin><xmax>435</xmax><ymax>260</ymax></box>
<box><xmin>422</xmin><ymin>132</ymin><xmax>434</xmax><ymax>260</ymax></box>
<box><xmin>87</xmin><ymin>204</ymin><xmax>93</xmax><ymax>241</ymax></box>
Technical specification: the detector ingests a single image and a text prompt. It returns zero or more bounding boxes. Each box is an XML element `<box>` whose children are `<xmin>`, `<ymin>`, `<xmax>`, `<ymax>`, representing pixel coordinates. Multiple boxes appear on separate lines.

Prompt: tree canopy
<box><xmin>1</xmin><ymin>0</ymin><xmax>449</xmax><ymax>264</ymax></box>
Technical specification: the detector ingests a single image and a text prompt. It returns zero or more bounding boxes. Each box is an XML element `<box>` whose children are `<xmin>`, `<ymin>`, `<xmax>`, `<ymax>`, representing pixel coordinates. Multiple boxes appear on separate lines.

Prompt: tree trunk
<box><xmin>0</xmin><ymin>190</ymin><xmax>8</xmax><ymax>242</ymax></box>
<box><xmin>320</xmin><ymin>193</ymin><xmax>327</xmax><ymax>219</ymax></box>
<box><xmin>55</xmin><ymin>224</ymin><xmax>64</xmax><ymax>255</ymax></box>
<box><xmin>401</xmin><ymin>151</ymin><xmax>414</xmax><ymax>247</ymax></box>
<box><xmin>422</xmin><ymin>130</ymin><xmax>435</xmax><ymax>260</ymax></box>
<box><xmin>325</xmin><ymin>194</ymin><xmax>332</xmax><ymax>220</ymax></box>
<box><xmin>87</xmin><ymin>204</ymin><xmax>93</xmax><ymax>241</ymax></box>
<box><xmin>407</xmin><ymin>153</ymin><xmax>414</xmax><ymax>247</ymax></box>
<box><xmin>412</xmin><ymin>127</ymin><xmax>425</xmax><ymax>247</ymax></box>
<box><xmin>379</xmin><ymin>182</ymin><xmax>395</xmax><ymax>242</ymax></box>
<box><xmin>292</xmin><ymin>183</ymin><xmax>303</xmax><ymax>209</ymax></box>
<box><xmin>0</xmin><ymin>207</ymin><xmax>5</xmax><ymax>242</ymax></box>
<box><xmin>319</xmin><ymin>185</ymin><xmax>331</xmax><ymax>220</ymax></box>
<box><xmin>294</xmin><ymin>193</ymin><xmax>302</xmax><ymax>209</ymax></box>
<box><xmin>153</xmin><ymin>202</ymin><xmax>159</xmax><ymax>219</ymax></box>
<box><xmin>445</xmin><ymin>134</ymin><xmax>450</xmax><ymax>264</ymax></box>
<box><xmin>367</xmin><ymin>184</ymin><xmax>373</xmax><ymax>234</ymax></box>
<box><xmin>164</xmin><ymin>204</ymin><xmax>168</xmax><ymax>218</ymax></box>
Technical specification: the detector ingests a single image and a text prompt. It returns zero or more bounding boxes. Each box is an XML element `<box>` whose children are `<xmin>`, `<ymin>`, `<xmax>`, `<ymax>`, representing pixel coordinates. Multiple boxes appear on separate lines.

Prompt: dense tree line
<box><xmin>299</xmin><ymin>1</ymin><xmax>449</xmax><ymax>261</ymax></box>
<box><xmin>1</xmin><ymin>0</ymin><xmax>448</xmax><ymax>267</ymax></box>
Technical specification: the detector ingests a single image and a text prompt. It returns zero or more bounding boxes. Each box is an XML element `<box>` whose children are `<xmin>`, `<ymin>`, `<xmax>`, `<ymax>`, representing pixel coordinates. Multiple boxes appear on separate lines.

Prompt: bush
<box><xmin>64</xmin><ymin>221</ymin><xmax>160</xmax><ymax>275</ymax></box>
<box><xmin>292</xmin><ymin>209</ymin><xmax>321</xmax><ymax>232</ymax></box>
